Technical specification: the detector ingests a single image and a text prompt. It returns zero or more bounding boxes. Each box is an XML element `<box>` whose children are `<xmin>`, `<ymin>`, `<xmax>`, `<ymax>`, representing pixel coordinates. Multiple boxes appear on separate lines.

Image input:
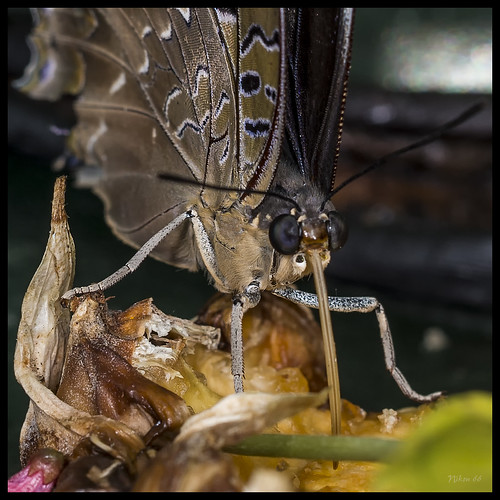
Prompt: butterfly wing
<box><xmin>17</xmin><ymin>8</ymin><xmax>285</xmax><ymax>270</ymax></box>
<box><xmin>284</xmin><ymin>8</ymin><xmax>354</xmax><ymax>194</ymax></box>
<box><xmin>235</xmin><ymin>9</ymin><xmax>285</xmax><ymax>208</ymax></box>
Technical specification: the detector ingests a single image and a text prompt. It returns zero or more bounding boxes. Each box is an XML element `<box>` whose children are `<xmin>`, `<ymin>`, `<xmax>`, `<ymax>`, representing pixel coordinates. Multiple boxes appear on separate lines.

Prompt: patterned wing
<box><xmin>17</xmin><ymin>8</ymin><xmax>286</xmax><ymax>269</ymax></box>
<box><xmin>236</xmin><ymin>9</ymin><xmax>285</xmax><ymax>208</ymax></box>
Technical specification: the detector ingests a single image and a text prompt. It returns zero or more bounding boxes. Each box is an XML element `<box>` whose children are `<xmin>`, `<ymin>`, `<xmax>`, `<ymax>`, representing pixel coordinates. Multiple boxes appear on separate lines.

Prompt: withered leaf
<box><xmin>133</xmin><ymin>390</ymin><xmax>328</xmax><ymax>492</ymax></box>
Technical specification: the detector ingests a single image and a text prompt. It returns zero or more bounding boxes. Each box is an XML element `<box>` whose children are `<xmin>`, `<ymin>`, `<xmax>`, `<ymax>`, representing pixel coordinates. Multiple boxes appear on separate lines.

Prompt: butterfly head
<box><xmin>263</xmin><ymin>188</ymin><xmax>348</xmax><ymax>288</ymax></box>
<box><xmin>269</xmin><ymin>209</ymin><xmax>347</xmax><ymax>257</ymax></box>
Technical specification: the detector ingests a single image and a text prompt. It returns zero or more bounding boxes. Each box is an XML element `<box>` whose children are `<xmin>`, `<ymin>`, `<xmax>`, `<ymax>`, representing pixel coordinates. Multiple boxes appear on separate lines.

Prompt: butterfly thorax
<box><xmin>192</xmin><ymin>153</ymin><xmax>336</xmax><ymax>295</ymax></box>
<box><xmin>192</xmin><ymin>204</ymin><xmax>273</xmax><ymax>295</ymax></box>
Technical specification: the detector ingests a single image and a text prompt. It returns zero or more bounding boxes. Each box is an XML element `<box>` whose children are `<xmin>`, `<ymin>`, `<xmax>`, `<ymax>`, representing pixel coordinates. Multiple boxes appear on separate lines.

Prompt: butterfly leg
<box><xmin>272</xmin><ymin>287</ymin><xmax>444</xmax><ymax>403</ymax></box>
<box><xmin>61</xmin><ymin>211</ymin><xmax>193</xmax><ymax>301</ymax></box>
<box><xmin>189</xmin><ymin>209</ymin><xmax>263</xmax><ymax>393</ymax></box>
<box><xmin>231</xmin><ymin>282</ymin><xmax>261</xmax><ymax>393</ymax></box>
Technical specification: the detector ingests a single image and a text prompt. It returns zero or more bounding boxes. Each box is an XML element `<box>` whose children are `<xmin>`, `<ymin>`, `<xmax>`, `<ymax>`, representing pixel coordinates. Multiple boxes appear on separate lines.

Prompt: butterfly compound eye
<box><xmin>327</xmin><ymin>210</ymin><xmax>348</xmax><ymax>251</ymax></box>
<box><xmin>269</xmin><ymin>214</ymin><xmax>301</xmax><ymax>255</ymax></box>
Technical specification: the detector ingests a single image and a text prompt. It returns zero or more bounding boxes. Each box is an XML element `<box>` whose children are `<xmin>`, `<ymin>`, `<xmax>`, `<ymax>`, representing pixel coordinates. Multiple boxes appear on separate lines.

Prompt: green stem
<box><xmin>223</xmin><ymin>434</ymin><xmax>400</xmax><ymax>462</ymax></box>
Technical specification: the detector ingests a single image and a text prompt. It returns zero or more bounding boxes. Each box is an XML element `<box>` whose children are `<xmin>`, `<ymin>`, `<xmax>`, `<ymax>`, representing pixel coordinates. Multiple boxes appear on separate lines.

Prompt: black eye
<box><xmin>269</xmin><ymin>214</ymin><xmax>301</xmax><ymax>255</ymax></box>
<box><xmin>327</xmin><ymin>211</ymin><xmax>348</xmax><ymax>251</ymax></box>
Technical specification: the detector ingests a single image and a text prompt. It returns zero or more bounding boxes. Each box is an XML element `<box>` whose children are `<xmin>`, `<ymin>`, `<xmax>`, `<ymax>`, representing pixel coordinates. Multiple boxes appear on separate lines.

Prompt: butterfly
<box><xmin>16</xmin><ymin>8</ymin><xmax>443</xmax><ymax>438</ymax></box>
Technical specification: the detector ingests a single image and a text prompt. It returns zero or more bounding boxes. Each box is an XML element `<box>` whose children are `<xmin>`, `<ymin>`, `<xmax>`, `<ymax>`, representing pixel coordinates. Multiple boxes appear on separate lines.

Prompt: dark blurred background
<box><xmin>8</xmin><ymin>8</ymin><xmax>491</xmax><ymax>477</ymax></box>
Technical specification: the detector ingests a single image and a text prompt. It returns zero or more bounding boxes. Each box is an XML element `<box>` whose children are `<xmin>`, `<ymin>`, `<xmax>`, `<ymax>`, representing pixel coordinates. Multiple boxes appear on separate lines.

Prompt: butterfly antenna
<box><xmin>158</xmin><ymin>172</ymin><xmax>302</xmax><ymax>211</ymax></box>
<box><xmin>321</xmin><ymin>102</ymin><xmax>485</xmax><ymax>208</ymax></box>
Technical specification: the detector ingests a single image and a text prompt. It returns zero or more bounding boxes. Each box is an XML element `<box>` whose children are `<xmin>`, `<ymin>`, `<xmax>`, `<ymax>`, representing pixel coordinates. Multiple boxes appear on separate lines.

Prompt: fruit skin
<box><xmin>8</xmin><ymin>448</ymin><xmax>66</xmax><ymax>493</ymax></box>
